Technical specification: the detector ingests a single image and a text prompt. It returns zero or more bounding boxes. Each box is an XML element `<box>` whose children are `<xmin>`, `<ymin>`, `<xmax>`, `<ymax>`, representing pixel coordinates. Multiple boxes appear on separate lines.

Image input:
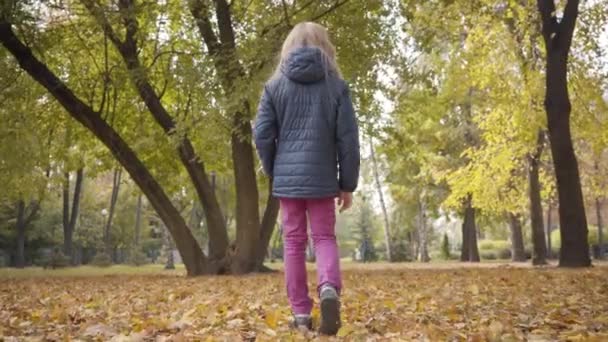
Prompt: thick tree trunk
<box><xmin>537</xmin><ymin>0</ymin><xmax>590</xmax><ymax>267</ymax></box>
<box><xmin>597</xmin><ymin>198</ymin><xmax>604</xmax><ymax>259</ymax></box>
<box><xmin>63</xmin><ymin>168</ymin><xmax>84</xmax><ymax>262</ymax></box>
<box><xmin>462</xmin><ymin>195</ymin><xmax>480</xmax><ymax>262</ymax></box>
<box><xmin>460</xmin><ymin>222</ymin><xmax>469</xmax><ymax>262</ymax></box>
<box><xmin>15</xmin><ymin>200</ymin><xmax>26</xmax><ymax>268</ymax></box>
<box><xmin>82</xmin><ymin>0</ymin><xmax>229</xmax><ymax>263</ymax></box>
<box><xmin>418</xmin><ymin>198</ymin><xmax>430</xmax><ymax>262</ymax></box>
<box><xmin>546</xmin><ymin>202</ymin><xmax>553</xmax><ymax>258</ymax></box>
<box><xmin>370</xmin><ymin>137</ymin><xmax>393</xmax><ymax>261</ymax></box>
<box><xmin>134</xmin><ymin>194</ymin><xmax>143</xmax><ymax>246</ymax></box>
<box><xmin>189</xmin><ymin>1</ymin><xmax>267</xmax><ymax>273</ymax></box>
<box><xmin>528</xmin><ymin>142</ymin><xmax>548</xmax><ymax>265</ymax></box>
<box><xmin>104</xmin><ymin>168</ymin><xmax>122</xmax><ymax>254</ymax></box>
<box><xmin>0</xmin><ymin>23</ymin><xmax>209</xmax><ymax>275</ymax></box>
<box><xmin>509</xmin><ymin>213</ymin><xmax>527</xmax><ymax>262</ymax></box>
<box><xmin>230</xmin><ymin>111</ymin><xmax>262</xmax><ymax>274</ymax></box>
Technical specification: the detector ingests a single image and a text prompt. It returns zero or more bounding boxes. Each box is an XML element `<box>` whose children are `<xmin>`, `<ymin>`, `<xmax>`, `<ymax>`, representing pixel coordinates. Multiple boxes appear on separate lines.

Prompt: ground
<box><xmin>1</xmin><ymin>262</ymin><xmax>608</xmax><ymax>341</ymax></box>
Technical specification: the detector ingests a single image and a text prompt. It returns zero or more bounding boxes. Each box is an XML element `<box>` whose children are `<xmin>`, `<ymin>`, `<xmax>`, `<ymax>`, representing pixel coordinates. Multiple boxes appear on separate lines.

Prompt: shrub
<box><xmin>550</xmin><ymin>225</ymin><xmax>600</xmax><ymax>249</ymax></box>
<box><xmin>128</xmin><ymin>250</ymin><xmax>148</xmax><ymax>266</ymax></box>
<box><xmin>41</xmin><ymin>248</ymin><xmax>70</xmax><ymax>269</ymax></box>
<box><xmin>481</xmin><ymin>251</ymin><xmax>497</xmax><ymax>260</ymax></box>
<box><xmin>390</xmin><ymin>239</ymin><xmax>412</xmax><ymax>262</ymax></box>
<box><xmin>498</xmin><ymin>248</ymin><xmax>512</xmax><ymax>260</ymax></box>
<box><xmin>91</xmin><ymin>253</ymin><xmax>112</xmax><ymax>267</ymax></box>
<box><xmin>479</xmin><ymin>240</ymin><xmax>510</xmax><ymax>251</ymax></box>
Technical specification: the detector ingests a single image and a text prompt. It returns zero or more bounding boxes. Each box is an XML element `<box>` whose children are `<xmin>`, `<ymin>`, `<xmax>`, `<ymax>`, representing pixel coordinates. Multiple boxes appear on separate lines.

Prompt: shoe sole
<box><xmin>319</xmin><ymin>297</ymin><xmax>341</xmax><ymax>335</ymax></box>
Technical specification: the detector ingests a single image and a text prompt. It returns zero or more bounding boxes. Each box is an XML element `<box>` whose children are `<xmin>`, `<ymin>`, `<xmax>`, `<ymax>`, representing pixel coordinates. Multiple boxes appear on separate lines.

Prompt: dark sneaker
<box><xmin>290</xmin><ymin>315</ymin><xmax>313</xmax><ymax>331</ymax></box>
<box><xmin>319</xmin><ymin>285</ymin><xmax>341</xmax><ymax>335</ymax></box>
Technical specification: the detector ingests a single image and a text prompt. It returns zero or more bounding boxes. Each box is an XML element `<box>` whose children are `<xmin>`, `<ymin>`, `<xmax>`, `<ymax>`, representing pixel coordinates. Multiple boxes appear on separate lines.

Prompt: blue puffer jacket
<box><xmin>254</xmin><ymin>47</ymin><xmax>360</xmax><ymax>198</ymax></box>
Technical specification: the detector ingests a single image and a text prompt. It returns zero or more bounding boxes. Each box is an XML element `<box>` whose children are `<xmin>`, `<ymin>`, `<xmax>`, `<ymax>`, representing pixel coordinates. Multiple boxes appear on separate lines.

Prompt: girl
<box><xmin>254</xmin><ymin>22</ymin><xmax>360</xmax><ymax>335</ymax></box>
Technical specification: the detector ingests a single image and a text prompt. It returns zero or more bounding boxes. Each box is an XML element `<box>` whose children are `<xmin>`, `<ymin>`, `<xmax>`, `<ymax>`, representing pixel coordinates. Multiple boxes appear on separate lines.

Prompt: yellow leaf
<box><xmin>469</xmin><ymin>284</ymin><xmax>480</xmax><ymax>295</ymax></box>
<box><xmin>337</xmin><ymin>324</ymin><xmax>355</xmax><ymax>337</ymax></box>
<box><xmin>264</xmin><ymin>309</ymin><xmax>279</xmax><ymax>329</ymax></box>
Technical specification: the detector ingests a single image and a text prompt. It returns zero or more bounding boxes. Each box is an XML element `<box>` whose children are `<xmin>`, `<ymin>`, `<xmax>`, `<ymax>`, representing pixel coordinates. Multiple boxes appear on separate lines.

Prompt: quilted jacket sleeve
<box><xmin>253</xmin><ymin>85</ymin><xmax>278</xmax><ymax>177</ymax></box>
<box><xmin>336</xmin><ymin>83</ymin><xmax>360</xmax><ymax>192</ymax></box>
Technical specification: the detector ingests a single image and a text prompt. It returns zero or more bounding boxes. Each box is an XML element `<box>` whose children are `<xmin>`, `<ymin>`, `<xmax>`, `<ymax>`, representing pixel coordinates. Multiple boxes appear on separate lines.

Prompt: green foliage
<box><xmin>91</xmin><ymin>253</ymin><xmax>112</xmax><ymax>267</ymax></box>
<box><xmin>550</xmin><ymin>226</ymin><xmax>601</xmax><ymax>252</ymax></box>
<box><xmin>128</xmin><ymin>249</ymin><xmax>149</xmax><ymax>266</ymax></box>
<box><xmin>41</xmin><ymin>248</ymin><xmax>70</xmax><ymax>269</ymax></box>
<box><xmin>480</xmin><ymin>251</ymin><xmax>497</xmax><ymax>260</ymax></box>
<box><xmin>479</xmin><ymin>240</ymin><xmax>511</xmax><ymax>252</ymax></box>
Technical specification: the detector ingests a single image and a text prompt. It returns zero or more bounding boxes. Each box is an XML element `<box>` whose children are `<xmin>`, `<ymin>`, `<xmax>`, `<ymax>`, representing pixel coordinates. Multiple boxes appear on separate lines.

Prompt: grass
<box><xmin>0</xmin><ymin>264</ymin><xmax>186</xmax><ymax>278</ymax></box>
<box><xmin>2</xmin><ymin>258</ymin><xmax>594</xmax><ymax>279</ymax></box>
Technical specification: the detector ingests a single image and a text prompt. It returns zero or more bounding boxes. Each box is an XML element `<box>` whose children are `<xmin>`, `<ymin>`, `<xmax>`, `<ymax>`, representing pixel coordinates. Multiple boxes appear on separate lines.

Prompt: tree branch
<box><xmin>536</xmin><ymin>0</ymin><xmax>559</xmax><ymax>46</ymax></box>
<box><xmin>189</xmin><ymin>0</ymin><xmax>221</xmax><ymax>56</ymax></box>
<box><xmin>309</xmin><ymin>0</ymin><xmax>350</xmax><ymax>22</ymax></box>
<box><xmin>559</xmin><ymin>0</ymin><xmax>580</xmax><ymax>51</ymax></box>
<box><xmin>214</xmin><ymin>0</ymin><xmax>236</xmax><ymax>48</ymax></box>
<box><xmin>80</xmin><ymin>0</ymin><xmax>124</xmax><ymax>48</ymax></box>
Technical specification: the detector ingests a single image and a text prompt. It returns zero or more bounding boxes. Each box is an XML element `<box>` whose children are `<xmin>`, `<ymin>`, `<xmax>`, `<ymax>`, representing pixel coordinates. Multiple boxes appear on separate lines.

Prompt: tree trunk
<box><xmin>537</xmin><ymin>0</ymin><xmax>590</xmax><ymax>267</ymax></box>
<box><xmin>597</xmin><ymin>198</ymin><xmax>604</xmax><ymax>259</ymax></box>
<box><xmin>104</xmin><ymin>168</ymin><xmax>122</xmax><ymax>254</ymax></box>
<box><xmin>0</xmin><ymin>23</ymin><xmax>209</xmax><ymax>275</ymax></box>
<box><xmin>230</xmin><ymin>109</ymin><xmax>262</xmax><ymax>274</ymax></box>
<box><xmin>370</xmin><ymin>136</ymin><xmax>392</xmax><ymax>261</ymax></box>
<box><xmin>15</xmin><ymin>200</ymin><xmax>26</xmax><ymax>268</ymax></box>
<box><xmin>255</xmin><ymin>182</ymin><xmax>280</xmax><ymax>270</ymax></box>
<box><xmin>63</xmin><ymin>168</ymin><xmax>84</xmax><ymax>262</ymax></box>
<box><xmin>462</xmin><ymin>195</ymin><xmax>480</xmax><ymax>262</ymax></box>
<box><xmin>528</xmin><ymin>140</ymin><xmax>548</xmax><ymax>265</ymax></box>
<box><xmin>164</xmin><ymin>224</ymin><xmax>175</xmax><ymax>270</ymax></box>
<box><xmin>509</xmin><ymin>213</ymin><xmax>527</xmax><ymax>262</ymax></box>
<box><xmin>418</xmin><ymin>198</ymin><xmax>430</xmax><ymax>262</ymax></box>
<box><xmin>134</xmin><ymin>194</ymin><xmax>143</xmax><ymax>246</ymax></box>
<box><xmin>546</xmin><ymin>202</ymin><xmax>553</xmax><ymax>258</ymax></box>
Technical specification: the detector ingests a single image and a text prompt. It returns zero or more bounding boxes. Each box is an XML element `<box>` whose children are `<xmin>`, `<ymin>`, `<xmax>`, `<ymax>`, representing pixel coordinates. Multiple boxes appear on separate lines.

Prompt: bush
<box><xmin>91</xmin><ymin>253</ymin><xmax>112</xmax><ymax>267</ymax></box>
<box><xmin>481</xmin><ymin>251</ymin><xmax>497</xmax><ymax>260</ymax></box>
<box><xmin>479</xmin><ymin>240</ymin><xmax>510</xmax><ymax>251</ymax></box>
<box><xmin>498</xmin><ymin>248</ymin><xmax>512</xmax><ymax>260</ymax></box>
<box><xmin>128</xmin><ymin>250</ymin><xmax>148</xmax><ymax>266</ymax></box>
<box><xmin>389</xmin><ymin>239</ymin><xmax>412</xmax><ymax>262</ymax></box>
<box><xmin>41</xmin><ymin>248</ymin><xmax>70</xmax><ymax>269</ymax></box>
<box><xmin>550</xmin><ymin>225</ymin><xmax>600</xmax><ymax>250</ymax></box>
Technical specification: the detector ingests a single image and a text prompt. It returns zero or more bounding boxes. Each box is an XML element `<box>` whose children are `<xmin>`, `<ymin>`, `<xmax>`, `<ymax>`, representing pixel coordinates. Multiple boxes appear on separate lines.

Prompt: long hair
<box><xmin>272</xmin><ymin>22</ymin><xmax>341</xmax><ymax>79</ymax></box>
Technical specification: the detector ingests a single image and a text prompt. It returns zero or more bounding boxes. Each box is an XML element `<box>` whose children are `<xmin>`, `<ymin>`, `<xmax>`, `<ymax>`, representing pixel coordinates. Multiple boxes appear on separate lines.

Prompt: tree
<box><xmin>0</xmin><ymin>22</ymin><xmax>209</xmax><ymax>275</ymax></box>
<box><xmin>369</xmin><ymin>136</ymin><xmax>392</xmax><ymax>261</ymax></box>
<box><xmin>354</xmin><ymin>197</ymin><xmax>377</xmax><ymax>263</ymax></box>
<box><xmin>509</xmin><ymin>213</ymin><xmax>527</xmax><ymax>262</ymax></box>
<box><xmin>103</xmin><ymin>168</ymin><xmax>122</xmax><ymax>257</ymax></box>
<box><xmin>441</xmin><ymin>233</ymin><xmax>450</xmax><ymax>260</ymax></box>
<box><xmin>1</xmin><ymin>0</ymin><xmax>392</xmax><ymax>274</ymax></box>
<box><xmin>537</xmin><ymin>0</ymin><xmax>590</xmax><ymax>267</ymax></box>
<box><xmin>63</xmin><ymin>168</ymin><xmax>84</xmax><ymax>263</ymax></box>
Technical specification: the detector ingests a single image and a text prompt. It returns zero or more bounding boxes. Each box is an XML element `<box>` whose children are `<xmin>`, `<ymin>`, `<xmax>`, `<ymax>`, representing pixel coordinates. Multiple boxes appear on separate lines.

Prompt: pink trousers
<box><xmin>279</xmin><ymin>197</ymin><xmax>342</xmax><ymax>315</ymax></box>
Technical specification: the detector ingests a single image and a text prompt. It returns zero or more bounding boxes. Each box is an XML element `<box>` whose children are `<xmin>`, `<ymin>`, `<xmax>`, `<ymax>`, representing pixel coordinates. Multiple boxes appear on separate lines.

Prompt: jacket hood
<box><xmin>281</xmin><ymin>47</ymin><xmax>331</xmax><ymax>84</ymax></box>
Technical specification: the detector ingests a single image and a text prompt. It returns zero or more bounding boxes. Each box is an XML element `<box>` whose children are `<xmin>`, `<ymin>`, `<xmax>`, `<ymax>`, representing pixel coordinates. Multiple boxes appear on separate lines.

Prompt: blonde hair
<box><xmin>273</xmin><ymin>22</ymin><xmax>341</xmax><ymax>79</ymax></box>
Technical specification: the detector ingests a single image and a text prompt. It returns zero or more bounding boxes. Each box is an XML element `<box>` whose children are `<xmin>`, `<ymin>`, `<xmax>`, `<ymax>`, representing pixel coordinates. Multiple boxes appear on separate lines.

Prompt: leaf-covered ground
<box><xmin>1</xmin><ymin>263</ymin><xmax>608</xmax><ymax>341</ymax></box>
